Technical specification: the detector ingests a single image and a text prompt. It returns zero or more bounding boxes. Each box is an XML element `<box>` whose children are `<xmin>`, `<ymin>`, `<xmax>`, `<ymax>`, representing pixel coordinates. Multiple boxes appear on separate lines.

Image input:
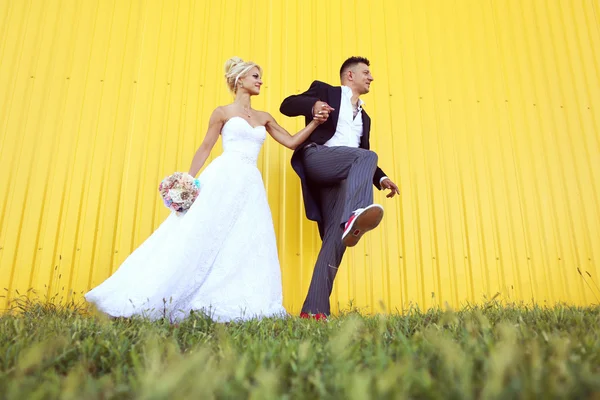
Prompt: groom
<box><xmin>280</xmin><ymin>56</ymin><xmax>400</xmax><ymax>319</ymax></box>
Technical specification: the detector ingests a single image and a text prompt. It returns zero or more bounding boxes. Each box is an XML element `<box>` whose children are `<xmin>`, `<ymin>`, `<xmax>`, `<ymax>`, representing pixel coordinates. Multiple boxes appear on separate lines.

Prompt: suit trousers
<box><xmin>300</xmin><ymin>144</ymin><xmax>378</xmax><ymax>315</ymax></box>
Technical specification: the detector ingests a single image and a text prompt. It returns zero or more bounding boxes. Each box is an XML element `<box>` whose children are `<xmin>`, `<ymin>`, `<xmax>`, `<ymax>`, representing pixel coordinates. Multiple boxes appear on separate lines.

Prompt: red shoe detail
<box><xmin>344</xmin><ymin>213</ymin><xmax>358</xmax><ymax>231</ymax></box>
<box><xmin>300</xmin><ymin>312</ymin><xmax>327</xmax><ymax>320</ymax></box>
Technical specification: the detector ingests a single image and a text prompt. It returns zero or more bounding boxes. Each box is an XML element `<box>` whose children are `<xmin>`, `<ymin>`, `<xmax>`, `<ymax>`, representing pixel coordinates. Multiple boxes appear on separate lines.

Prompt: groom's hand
<box><xmin>381</xmin><ymin>178</ymin><xmax>400</xmax><ymax>198</ymax></box>
<box><xmin>312</xmin><ymin>101</ymin><xmax>334</xmax><ymax>122</ymax></box>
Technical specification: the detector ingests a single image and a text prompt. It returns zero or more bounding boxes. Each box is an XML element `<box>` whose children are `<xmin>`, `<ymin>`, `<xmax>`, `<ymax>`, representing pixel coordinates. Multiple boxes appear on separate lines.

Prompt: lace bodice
<box><xmin>221</xmin><ymin>117</ymin><xmax>266</xmax><ymax>165</ymax></box>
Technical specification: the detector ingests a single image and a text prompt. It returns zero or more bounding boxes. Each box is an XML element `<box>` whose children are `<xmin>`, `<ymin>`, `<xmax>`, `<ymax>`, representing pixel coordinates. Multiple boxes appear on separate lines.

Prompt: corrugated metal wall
<box><xmin>1</xmin><ymin>0</ymin><xmax>599</xmax><ymax>314</ymax></box>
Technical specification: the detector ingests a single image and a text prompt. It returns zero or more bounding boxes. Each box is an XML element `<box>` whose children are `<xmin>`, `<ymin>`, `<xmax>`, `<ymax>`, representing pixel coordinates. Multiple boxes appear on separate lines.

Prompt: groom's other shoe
<box><xmin>342</xmin><ymin>204</ymin><xmax>384</xmax><ymax>247</ymax></box>
<box><xmin>300</xmin><ymin>312</ymin><xmax>327</xmax><ymax>321</ymax></box>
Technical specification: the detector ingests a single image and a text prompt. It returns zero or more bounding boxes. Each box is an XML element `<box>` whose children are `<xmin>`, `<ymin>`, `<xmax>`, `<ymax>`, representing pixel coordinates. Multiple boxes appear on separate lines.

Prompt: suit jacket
<box><xmin>279</xmin><ymin>80</ymin><xmax>386</xmax><ymax>225</ymax></box>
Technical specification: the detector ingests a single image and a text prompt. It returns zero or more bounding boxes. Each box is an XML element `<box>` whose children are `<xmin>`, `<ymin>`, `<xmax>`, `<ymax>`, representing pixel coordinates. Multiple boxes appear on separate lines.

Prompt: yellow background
<box><xmin>1</xmin><ymin>0</ymin><xmax>599</xmax><ymax>314</ymax></box>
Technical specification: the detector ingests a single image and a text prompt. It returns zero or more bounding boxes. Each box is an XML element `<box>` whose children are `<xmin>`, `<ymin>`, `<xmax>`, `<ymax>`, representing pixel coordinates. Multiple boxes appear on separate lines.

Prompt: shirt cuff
<box><xmin>379</xmin><ymin>176</ymin><xmax>389</xmax><ymax>185</ymax></box>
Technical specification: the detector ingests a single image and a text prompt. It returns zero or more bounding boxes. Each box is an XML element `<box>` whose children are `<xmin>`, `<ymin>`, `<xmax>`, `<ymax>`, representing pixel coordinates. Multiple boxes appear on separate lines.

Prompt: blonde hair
<box><xmin>224</xmin><ymin>57</ymin><xmax>262</xmax><ymax>93</ymax></box>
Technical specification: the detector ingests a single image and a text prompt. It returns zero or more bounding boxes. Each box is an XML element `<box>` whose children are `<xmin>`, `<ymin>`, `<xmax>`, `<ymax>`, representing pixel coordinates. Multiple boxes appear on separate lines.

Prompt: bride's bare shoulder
<box><xmin>207</xmin><ymin>106</ymin><xmax>230</xmax><ymax>123</ymax></box>
<box><xmin>256</xmin><ymin>110</ymin><xmax>274</xmax><ymax>124</ymax></box>
<box><xmin>218</xmin><ymin>104</ymin><xmax>235</xmax><ymax>113</ymax></box>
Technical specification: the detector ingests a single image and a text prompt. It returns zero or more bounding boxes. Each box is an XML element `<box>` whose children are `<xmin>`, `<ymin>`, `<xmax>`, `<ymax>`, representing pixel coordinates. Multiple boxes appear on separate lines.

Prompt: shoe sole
<box><xmin>342</xmin><ymin>205</ymin><xmax>384</xmax><ymax>247</ymax></box>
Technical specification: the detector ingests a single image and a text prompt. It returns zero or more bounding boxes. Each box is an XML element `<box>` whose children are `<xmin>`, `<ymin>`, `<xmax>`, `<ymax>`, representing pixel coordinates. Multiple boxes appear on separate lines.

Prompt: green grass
<box><xmin>1</xmin><ymin>297</ymin><xmax>600</xmax><ymax>399</ymax></box>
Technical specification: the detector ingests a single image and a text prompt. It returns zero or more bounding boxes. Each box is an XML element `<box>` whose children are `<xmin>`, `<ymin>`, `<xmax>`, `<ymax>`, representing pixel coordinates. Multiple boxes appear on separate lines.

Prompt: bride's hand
<box><xmin>313</xmin><ymin>113</ymin><xmax>328</xmax><ymax>125</ymax></box>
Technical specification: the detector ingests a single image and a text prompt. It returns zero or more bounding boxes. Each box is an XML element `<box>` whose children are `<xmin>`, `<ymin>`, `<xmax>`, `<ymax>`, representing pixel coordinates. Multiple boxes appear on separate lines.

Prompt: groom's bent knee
<box><xmin>359</xmin><ymin>150</ymin><xmax>378</xmax><ymax>170</ymax></box>
<box><xmin>360</xmin><ymin>149</ymin><xmax>378</xmax><ymax>162</ymax></box>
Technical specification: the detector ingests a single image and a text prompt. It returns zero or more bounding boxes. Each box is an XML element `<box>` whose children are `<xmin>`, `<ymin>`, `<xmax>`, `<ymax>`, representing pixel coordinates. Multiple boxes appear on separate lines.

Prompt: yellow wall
<box><xmin>1</xmin><ymin>0</ymin><xmax>599</xmax><ymax>314</ymax></box>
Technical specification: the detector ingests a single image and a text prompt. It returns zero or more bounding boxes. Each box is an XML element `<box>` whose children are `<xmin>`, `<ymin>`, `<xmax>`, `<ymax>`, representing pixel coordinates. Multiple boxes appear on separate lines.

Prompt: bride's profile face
<box><xmin>240</xmin><ymin>67</ymin><xmax>263</xmax><ymax>95</ymax></box>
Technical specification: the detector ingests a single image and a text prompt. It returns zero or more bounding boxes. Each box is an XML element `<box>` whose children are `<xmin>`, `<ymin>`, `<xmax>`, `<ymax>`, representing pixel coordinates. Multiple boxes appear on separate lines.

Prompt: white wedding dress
<box><xmin>85</xmin><ymin>117</ymin><xmax>287</xmax><ymax>322</ymax></box>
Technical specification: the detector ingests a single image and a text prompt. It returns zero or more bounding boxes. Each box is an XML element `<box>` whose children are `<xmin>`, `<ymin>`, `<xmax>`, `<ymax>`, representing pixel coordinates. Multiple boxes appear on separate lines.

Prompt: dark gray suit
<box><xmin>280</xmin><ymin>80</ymin><xmax>387</xmax><ymax>315</ymax></box>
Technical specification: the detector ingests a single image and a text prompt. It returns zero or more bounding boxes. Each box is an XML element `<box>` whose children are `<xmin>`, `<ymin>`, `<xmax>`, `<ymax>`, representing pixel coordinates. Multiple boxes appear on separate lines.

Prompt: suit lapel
<box><xmin>362</xmin><ymin>109</ymin><xmax>371</xmax><ymax>135</ymax></box>
<box><xmin>328</xmin><ymin>86</ymin><xmax>342</xmax><ymax>129</ymax></box>
<box><xmin>360</xmin><ymin>109</ymin><xmax>371</xmax><ymax>148</ymax></box>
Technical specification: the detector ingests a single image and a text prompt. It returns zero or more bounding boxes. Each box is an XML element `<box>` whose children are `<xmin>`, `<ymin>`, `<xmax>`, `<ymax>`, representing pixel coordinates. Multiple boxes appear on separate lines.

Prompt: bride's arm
<box><xmin>188</xmin><ymin>108</ymin><xmax>225</xmax><ymax>177</ymax></box>
<box><xmin>264</xmin><ymin>112</ymin><xmax>323</xmax><ymax>150</ymax></box>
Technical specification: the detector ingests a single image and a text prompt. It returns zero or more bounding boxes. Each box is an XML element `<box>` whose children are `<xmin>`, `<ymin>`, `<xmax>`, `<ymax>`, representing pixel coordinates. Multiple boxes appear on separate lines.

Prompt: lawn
<box><xmin>1</xmin><ymin>297</ymin><xmax>599</xmax><ymax>399</ymax></box>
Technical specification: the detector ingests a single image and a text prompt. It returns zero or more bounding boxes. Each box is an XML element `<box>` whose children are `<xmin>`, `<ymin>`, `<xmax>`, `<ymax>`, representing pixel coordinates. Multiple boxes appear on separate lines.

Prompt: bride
<box><xmin>85</xmin><ymin>57</ymin><xmax>326</xmax><ymax>322</ymax></box>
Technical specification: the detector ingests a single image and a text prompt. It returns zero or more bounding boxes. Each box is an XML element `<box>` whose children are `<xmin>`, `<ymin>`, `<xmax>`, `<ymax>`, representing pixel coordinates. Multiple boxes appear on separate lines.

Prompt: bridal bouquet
<box><xmin>158</xmin><ymin>172</ymin><xmax>201</xmax><ymax>214</ymax></box>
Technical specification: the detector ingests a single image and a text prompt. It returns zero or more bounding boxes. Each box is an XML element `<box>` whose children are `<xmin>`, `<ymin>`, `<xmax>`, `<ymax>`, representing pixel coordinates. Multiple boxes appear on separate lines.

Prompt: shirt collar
<box><xmin>342</xmin><ymin>85</ymin><xmax>365</xmax><ymax>108</ymax></box>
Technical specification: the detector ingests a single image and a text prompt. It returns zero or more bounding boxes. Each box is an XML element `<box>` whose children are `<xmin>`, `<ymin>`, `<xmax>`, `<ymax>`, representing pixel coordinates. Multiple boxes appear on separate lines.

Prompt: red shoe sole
<box><xmin>342</xmin><ymin>205</ymin><xmax>384</xmax><ymax>247</ymax></box>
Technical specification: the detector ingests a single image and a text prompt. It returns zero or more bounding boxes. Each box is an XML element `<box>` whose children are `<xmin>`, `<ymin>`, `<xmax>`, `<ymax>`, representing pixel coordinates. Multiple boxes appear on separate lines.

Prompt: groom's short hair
<box><xmin>340</xmin><ymin>56</ymin><xmax>370</xmax><ymax>79</ymax></box>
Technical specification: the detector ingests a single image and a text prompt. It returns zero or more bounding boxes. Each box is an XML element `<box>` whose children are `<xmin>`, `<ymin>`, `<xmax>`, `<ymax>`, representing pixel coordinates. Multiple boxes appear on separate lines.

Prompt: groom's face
<box><xmin>350</xmin><ymin>63</ymin><xmax>374</xmax><ymax>95</ymax></box>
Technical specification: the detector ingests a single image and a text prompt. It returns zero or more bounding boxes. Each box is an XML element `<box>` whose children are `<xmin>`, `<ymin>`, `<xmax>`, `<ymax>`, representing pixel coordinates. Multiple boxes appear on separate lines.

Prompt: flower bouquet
<box><xmin>158</xmin><ymin>172</ymin><xmax>201</xmax><ymax>214</ymax></box>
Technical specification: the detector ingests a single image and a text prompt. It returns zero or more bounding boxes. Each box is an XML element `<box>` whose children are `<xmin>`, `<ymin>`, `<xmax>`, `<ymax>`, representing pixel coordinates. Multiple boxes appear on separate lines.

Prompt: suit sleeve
<box><xmin>279</xmin><ymin>80</ymin><xmax>323</xmax><ymax>118</ymax></box>
<box><xmin>373</xmin><ymin>167</ymin><xmax>386</xmax><ymax>190</ymax></box>
<box><xmin>360</xmin><ymin>119</ymin><xmax>388</xmax><ymax>190</ymax></box>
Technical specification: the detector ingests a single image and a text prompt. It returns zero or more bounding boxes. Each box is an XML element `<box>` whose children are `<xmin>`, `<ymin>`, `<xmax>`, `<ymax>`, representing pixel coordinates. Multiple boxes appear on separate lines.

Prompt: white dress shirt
<box><xmin>324</xmin><ymin>85</ymin><xmax>388</xmax><ymax>185</ymax></box>
<box><xmin>323</xmin><ymin>85</ymin><xmax>364</xmax><ymax>147</ymax></box>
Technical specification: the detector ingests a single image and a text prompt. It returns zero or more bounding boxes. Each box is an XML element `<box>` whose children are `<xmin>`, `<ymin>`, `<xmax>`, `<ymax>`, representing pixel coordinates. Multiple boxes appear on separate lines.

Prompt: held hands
<box><xmin>381</xmin><ymin>178</ymin><xmax>400</xmax><ymax>198</ymax></box>
<box><xmin>312</xmin><ymin>101</ymin><xmax>334</xmax><ymax>124</ymax></box>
